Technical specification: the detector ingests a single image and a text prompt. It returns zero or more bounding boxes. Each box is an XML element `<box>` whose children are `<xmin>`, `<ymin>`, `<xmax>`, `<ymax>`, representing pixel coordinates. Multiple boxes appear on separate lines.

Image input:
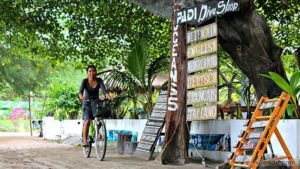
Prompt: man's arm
<box><xmin>79</xmin><ymin>79</ymin><xmax>85</xmax><ymax>101</ymax></box>
<box><xmin>98</xmin><ymin>78</ymin><xmax>113</xmax><ymax>101</ymax></box>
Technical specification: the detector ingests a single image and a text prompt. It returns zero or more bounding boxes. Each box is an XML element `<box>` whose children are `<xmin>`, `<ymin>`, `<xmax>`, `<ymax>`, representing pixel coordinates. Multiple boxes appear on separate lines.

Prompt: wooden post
<box><xmin>28</xmin><ymin>92</ymin><xmax>33</xmax><ymax>136</ymax></box>
<box><xmin>155</xmin><ymin>1</ymin><xmax>189</xmax><ymax>164</ymax></box>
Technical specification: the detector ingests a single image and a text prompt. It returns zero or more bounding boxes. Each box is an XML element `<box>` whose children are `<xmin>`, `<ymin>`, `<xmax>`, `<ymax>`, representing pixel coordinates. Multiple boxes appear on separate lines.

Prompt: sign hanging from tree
<box><xmin>175</xmin><ymin>0</ymin><xmax>240</xmax><ymax>25</ymax></box>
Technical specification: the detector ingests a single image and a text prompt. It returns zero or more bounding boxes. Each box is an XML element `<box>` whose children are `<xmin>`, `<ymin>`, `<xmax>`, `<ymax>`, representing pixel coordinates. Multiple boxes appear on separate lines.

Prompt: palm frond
<box><xmin>147</xmin><ymin>55</ymin><xmax>169</xmax><ymax>85</ymax></box>
<box><xmin>126</xmin><ymin>38</ymin><xmax>147</xmax><ymax>84</ymax></box>
<box><xmin>98</xmin><ymin>69</ymin><xmax>141</xmax><ymax>92</ymax></box>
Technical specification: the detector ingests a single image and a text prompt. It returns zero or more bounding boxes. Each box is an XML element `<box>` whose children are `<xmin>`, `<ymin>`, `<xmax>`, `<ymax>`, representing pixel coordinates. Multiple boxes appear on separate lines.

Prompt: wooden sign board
<box><xmin>259</xmin><ymin>100</ymin><xmax>277</xmax><ymax>109</ymax></box>
<box><xmin>137</xmin><ymin>142</ymin><xmax>152</xmax><ymax>151</ymax></box>
<box><xmin>156</xmin><ymin>96</ymin><xmax>167</xmax><ymax>103</ymax></box>
<box><xmin>186</xmin><ymin>22</ymin><xmax>217</xmax><ymax>44</ymax></box>
<box><xmin>140</xmin><ymin>134</ymin><xmax>157</xmax><ymax>143</ymax></box>
<box><xmin>234</xmin><ymin>155</ymin><xmax>251</xmax><ymax>163</ymax></box>
<box><xmin>143</xmin><ymin>126</ymin><xmax>160</xmax><ymax>135</ymax></box>
<box><xmin>241</xmin><ymin>142</ymin><xmax>257</xmax><ymax>150</ymax></box>
<box><xmin>187</xmin><ymin>54</ymin><xmax>218</xmax><ymax>73</ymax></box>
<box><xmin>135</xmin><ymin>90</ymin><xmax>167</xmax><ymax>160</ymax></box>
<box><xmin>187</xmin><ymin>87</ymin><xmax>217</xmax><ymax>105</ymax></box>
<box><xmin>153</xmin><ymin>103</ymin><xmax>167</xmax><ymax>111</ymax></box>
<box><xmin>187</xmin><ymin>104</ymin><xmax>217</xmax><ymax>120</ymax></box>
<box><xmin>146</xmin><ymin>121</ymin><xmax>164</xmax><ymax>127</ymax></box>
<box><xmin>187</xmin><ymin>38</ymin><xmax>217</xmax><ymax>59</ymax></box>
<box><xmin>251</xmin><ymin>121</ymin><xmax>268</xmax><ymax>128</ymax></box>
<box><xmin>151</xmin><ymin>111</ymin><xmax>166</xmax><ymax>119</ymax></box>
<box><xmin>247</xmin><ymin>132</ymin><xmax>263</xmax><ymax>139</ymax></box>
<box><xmin>187</xmin><ymin>70</ymin><xmax>217</xmax><ymax>89</ymax></box>
<box><xmin>175</xmin><ymin>0</ymin><xmax>240</xmax><ymax>25</ymax></box>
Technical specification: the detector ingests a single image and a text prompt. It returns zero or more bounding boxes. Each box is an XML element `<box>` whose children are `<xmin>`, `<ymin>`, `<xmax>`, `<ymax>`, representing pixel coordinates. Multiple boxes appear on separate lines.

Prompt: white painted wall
<box><xmin>43</xmin><ymin>117</ymin><xmax>147</xmax><ymax>141</ymax></box>
<box><xmin>190</xmin><ymin>120</ymin><xmax>300</xmax><ymax>162</ymax></box>
<box><xmin>42</xmin><ymin>117</ymin><xmax>300</xmax><ymax>163</ymax></box>
<box><xmin>190</xmin><ymin>120</ymin><xmax>231</xmax><ymax>161</ymax></box>
<box><xmin>105</xmin><ymin>119</ymin><xmax>147</xmax><ymax>141</ymax></box>
<box><xmin>42</xmin><ymin>117</ymin><xmax>61</xmax><ymax>140</ymax></box>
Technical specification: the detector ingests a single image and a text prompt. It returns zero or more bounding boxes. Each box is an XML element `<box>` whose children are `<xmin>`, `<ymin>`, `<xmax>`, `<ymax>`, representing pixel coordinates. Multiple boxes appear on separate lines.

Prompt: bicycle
<box><xmin>82</xmin><ymin>116</ymin><xmax>107</xmax><ymax>161</ymax></box>
<box><xmin>81</xmin><ymin>98</ymin><xmax>112</xmax><ymax>161</ymax></box>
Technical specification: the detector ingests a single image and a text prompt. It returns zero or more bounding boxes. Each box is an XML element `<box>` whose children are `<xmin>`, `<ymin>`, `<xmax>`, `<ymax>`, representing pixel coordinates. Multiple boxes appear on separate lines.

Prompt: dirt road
<box><xmin>0</xmin><ymin>135</ymin><xmax>219</xmax><ymax>169</ymax></box>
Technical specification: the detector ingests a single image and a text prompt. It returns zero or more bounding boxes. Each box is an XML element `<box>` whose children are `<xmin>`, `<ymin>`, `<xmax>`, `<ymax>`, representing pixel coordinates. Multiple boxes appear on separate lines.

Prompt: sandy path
<box><xmin>0</xmin><ymin>136</ymin><xmax>218</xmax><ymax>169</ymax></box>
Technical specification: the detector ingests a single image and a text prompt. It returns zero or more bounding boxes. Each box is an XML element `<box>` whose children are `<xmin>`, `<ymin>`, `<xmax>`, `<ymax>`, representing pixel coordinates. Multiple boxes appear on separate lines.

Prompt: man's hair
<box><xmin>86</xmin><ymin>65</ymin><xmax>96</xmax><ymax>72</ymax></box>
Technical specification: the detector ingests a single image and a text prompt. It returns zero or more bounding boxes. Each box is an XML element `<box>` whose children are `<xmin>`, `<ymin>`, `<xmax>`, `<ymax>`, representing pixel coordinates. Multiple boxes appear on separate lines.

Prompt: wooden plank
<box><xmin>259</xmin><ymin>100</ymin><xmax>278</xmax><ymax>109</ymax></box>
<box><xmin>137</xmin><ymin>142</ymin><xmax>153</xmax><ymax>151</ymax></box>
<box><xmin>156</xmin><ymin>96</ymin><xmax>167</xmax><ymax>103</ymax></box>
<box><xmin>187</xmin><ymin>70</ymin><xmax>217</xmax><ymax>89</ymax></box>
<box><xmin>187</xmin><ymin>87</ymin><xmax>217</xmax><ymax>105</ymax></box>
<box><xmin>251</xmin><ymin>121</ymin><xmax>268</xmax><ymax>128</ymax></box>
<box><xmin>153</xmin><ymin>103</ymin><xmax>167</xmax><ymax>111</ymax></box>
<box><xmin>159</xmin><ymin>90</ymin><xmax>167</xmax><ymax>95</ymax></box>
<box><xmin>187</xmin><ymin>104</ymin><xmax>217</xmax><ymax>120</ymax></box>
<box><xmin>187</xmin><ymin>38</ymin><xmax>217</xmax><ymax>59</ymax></box>
<box><xmin>186</xmin><ymin>22</ymin><xmax>217</xmax><ymax>44</ymax></box>
<box><xmin>143</xmin><ymin>126</ymin><xmax>160</xmax><ymax>135</ymax></box>
<box><xmin>140</xmin><ymin>134</ymin><xmax>157</xmax><ymax>143</ymax></box>
<box><xmin>151</xmin><ymin>112</ymin><xmax>166</xmax><ymax>119</ymax></box>
<box><xmin>151</xmin><ymin>112</ymin><xmax>166</xmax><ymax>118</ymax></box>
<box><xmin>146</xmin><ymin>121</ymin><xmax>164</xmax><ymax>127</ymax></box>
<box><xmin>187</xmin><ymin>54</ymin><xmax>218</xmax><ymax>73</ymax></box>
<box><xmin>149</xmin><ymin>117</ymin><xmax>165</xmax><ymax>122</ymax></box>
<box><xmin>247</xmin><ymin>132</ymin><xmax>263</xmax><ymax>139</ymax></box>
<box><xmin>241</xmin><ymin>142</ymin><xmax>258</xmax><ymax>150</ymax></box>
<box><xmin>234</xmin><ymin>155</ymin><xmax>251</xmax><ymax>163</ymax></box>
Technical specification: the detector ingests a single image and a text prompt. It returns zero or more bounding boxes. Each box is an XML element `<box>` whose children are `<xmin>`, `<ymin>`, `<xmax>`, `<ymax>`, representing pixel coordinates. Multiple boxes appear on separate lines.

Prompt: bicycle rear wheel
<box><xmin>94</xmin><ymin>119</ymin><xmax>107</xmax><ymax>161</ymax></box>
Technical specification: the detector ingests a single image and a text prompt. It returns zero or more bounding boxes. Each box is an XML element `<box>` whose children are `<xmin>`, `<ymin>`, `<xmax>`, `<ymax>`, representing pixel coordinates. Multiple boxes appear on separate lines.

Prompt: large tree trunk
<box><xmin>155</xmin><ymin>2</ymin><xmax>189</xmax><ymax>164</ymax></box>
<box><xmin>296</xmin><ymin>48</ymin><xmax>300</xmax><ymax>69</ymax></box>
<box><xmin>217</xmin><ymin>0</ymin><xmax>286</xmax><ymax>99</ymax></box>
<box><xmin>129</xmin><ymin>0</ymin><xmax>286</xmax><ymax>99</ymax></box>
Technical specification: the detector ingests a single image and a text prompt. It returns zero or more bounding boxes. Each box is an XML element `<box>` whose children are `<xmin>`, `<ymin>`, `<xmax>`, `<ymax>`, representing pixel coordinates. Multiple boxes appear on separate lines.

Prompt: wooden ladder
<box><xmin>229</xmin><ymin>92</ymin><xmax>298</xmax><ymax>169</ymax></box>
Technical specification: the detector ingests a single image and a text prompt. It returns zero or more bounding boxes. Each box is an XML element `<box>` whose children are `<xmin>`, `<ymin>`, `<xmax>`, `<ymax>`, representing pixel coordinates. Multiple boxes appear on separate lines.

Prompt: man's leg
<box><xmin>82</xmin><ymin>119</ymin><xmax>90</xmax><ymax>145</ymax></box>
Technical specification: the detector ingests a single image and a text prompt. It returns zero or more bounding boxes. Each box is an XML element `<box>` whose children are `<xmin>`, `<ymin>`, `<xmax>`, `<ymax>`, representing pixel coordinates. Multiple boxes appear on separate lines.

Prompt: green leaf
<box><xmin>259</xmin><ymin>74</ymin><xmax>272</xmax><ymax>79</ymax></box>
<box><xmin>268</xmin><ymin>72</ymin><xmax>293</xmax><ymax>95</ymax></box>
<box><xmin>126</xmin><ymin>38</ymin><xmax>147</xmax><ymax>83</ymax></box>
<box><xmin>286</xmin><ymin>104</ymin><xmax>295</xmax><ymax>118</ymax></box>
<box><xmin>290</xmin><ymin>71</ymin><xmax>300</xmax><ymax>91</ymax></box>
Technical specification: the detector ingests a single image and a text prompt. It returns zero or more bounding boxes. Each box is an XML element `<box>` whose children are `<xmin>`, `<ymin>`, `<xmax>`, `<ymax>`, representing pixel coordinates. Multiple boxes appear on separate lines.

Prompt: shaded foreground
<box><xmin>0</xmin><ymin>135</ymin><xmax>219</xmax><ymax>169</ymax></box>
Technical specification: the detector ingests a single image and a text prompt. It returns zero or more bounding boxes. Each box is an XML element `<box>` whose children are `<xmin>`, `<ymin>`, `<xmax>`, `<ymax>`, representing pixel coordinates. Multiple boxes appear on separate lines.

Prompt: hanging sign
<box><xmin>175</xmin><ymin>0</ymin><xmax>240</xmax><ymax>25</ymax></box>
<box><xmin>187</xmin><ymin>38</ymin><xmax>218</xmax><ymax>59</ymax></box>
<box><xmin>187</xmin><ymin>70</ymin><xmax>218</xmax><ymax>89</ymax></box>
<box><xmin>187</xmin><ymin>87</ymin><xmax>217</xmax><ymax>105</ymax></box>
<box><xmin>186</xmin><ymin>22</ymin><xmax>217</xmax><ymax>44</ymax></box>
<box><xmin>187</xmin><ymin>104</ymin><xmax>217</xmax><ymax>120</ymax></box>
<box><xmin>187</xmin><ymin>54</ymin><xmax>218</xmax><ymax>73</ymax></box>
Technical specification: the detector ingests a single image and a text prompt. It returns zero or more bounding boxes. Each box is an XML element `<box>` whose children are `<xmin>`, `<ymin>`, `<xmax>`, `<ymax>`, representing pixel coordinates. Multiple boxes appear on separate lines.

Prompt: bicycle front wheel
<box><xmin>82</xmin><ymin>138</ymin><xmax>92</xmax><ymax>158</ymax></box>
<box><xmin>94</xmin><ymin>119</ymin><xmax>107</xmax><ymax>161</ymax></box>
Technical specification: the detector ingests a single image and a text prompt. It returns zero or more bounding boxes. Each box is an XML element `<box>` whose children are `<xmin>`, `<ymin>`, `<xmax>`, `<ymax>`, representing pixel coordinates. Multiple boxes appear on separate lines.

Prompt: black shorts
<box><xmin>82</xmin><ymin>100</ymin><xmax>99</xmax><ymax>120</ymax></box>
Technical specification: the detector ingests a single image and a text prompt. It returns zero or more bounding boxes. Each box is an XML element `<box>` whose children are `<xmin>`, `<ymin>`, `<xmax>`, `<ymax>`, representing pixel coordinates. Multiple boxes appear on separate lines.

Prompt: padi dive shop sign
<box><xmin>175</xmin><ymin>0</ymin><xmax>240</xmax><ymax>25</ymax></box>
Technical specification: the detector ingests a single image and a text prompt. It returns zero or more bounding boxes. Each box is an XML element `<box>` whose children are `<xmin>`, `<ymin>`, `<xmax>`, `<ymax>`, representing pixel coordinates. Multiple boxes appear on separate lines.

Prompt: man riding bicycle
<box><xmin>79</xmin><ymin>65</ymin><xmax>113</xmax><ymax>147</ymax></box>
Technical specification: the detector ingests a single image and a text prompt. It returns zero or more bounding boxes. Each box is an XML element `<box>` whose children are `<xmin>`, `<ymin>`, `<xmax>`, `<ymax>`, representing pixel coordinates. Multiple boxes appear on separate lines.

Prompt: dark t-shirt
<box><xmin>79</xmin><ymin>78</ymin><xmax>107</xmax><ymax>100</ymax></box>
